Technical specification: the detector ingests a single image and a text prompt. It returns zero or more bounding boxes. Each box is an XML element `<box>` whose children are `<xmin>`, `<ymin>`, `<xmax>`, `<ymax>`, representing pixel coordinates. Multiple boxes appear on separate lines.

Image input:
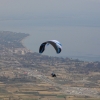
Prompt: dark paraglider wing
<box><xmin>39</xmin><ymin>42</ymin><xmax>47</xmax><ymax>53</ymax></box>
<box><xmin>39</xmin><ymin>40</ymin><xmax>62</xmax><ymax>54</ymax></box>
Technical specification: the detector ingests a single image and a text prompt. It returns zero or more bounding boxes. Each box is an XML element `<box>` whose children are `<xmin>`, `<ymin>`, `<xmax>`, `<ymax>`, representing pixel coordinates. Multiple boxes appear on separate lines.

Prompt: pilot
<box><xmin>51</xmin><ymin>73</ymin><xmax>56</xmax><ymax>77</ymax></box>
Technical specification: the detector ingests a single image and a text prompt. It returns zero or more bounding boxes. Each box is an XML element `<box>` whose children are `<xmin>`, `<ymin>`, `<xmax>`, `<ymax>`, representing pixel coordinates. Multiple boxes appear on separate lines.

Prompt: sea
<box><xmin>0</xmin><ymin>19</ymin><xmax>100</xmax><ymax>62</ymax></box>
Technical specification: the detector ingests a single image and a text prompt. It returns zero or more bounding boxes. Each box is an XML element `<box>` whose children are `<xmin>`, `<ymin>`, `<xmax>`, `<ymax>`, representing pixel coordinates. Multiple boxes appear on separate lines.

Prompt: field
<box><xmin>0</xmin><ymin>81</ymin><xmax>99</xmax><ymax>100</ymax></box>
<box><xmin>0</xmin><ymin>67</ymin><xmax>99</xmax><ymax>100</ymax></box>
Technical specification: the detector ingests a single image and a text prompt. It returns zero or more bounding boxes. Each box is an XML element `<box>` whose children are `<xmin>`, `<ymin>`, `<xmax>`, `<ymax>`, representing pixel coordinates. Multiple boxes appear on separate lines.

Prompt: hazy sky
<box><xmin>0</xmin><ymin>0</ymin><xmax>100</xmax><ymax>26</ymax></box>
<box><xmin>0</xmin><ymin>0</ymin><xmax>100</xmax><ymax>60</ymax></box>
<box><xmin>0</xmin><ymin>0</ymin><xmax>99</xmax><ymax>15</ymax></box>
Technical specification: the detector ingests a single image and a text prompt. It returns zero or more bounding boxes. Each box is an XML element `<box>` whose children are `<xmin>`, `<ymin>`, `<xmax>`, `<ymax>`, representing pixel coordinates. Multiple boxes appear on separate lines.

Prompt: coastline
<box><xmin>20</xmin><ymin>34</ymin><xmax>33</xmax><ymax>53</ymax></box>
<box><xmin>20</xmin><ymin>34</ymin><xmax>30</xmax><ymax>50</ymax></box>
<box><xmin>20</xmin><ymin>33</ymin><xmax>100</xmax><ymax>62</ymax></box>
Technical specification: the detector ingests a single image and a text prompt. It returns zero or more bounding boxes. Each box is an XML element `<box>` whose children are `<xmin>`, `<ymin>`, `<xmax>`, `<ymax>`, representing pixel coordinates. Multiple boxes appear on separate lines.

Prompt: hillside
<box><xmin>0</xmin><ymin>31</ymin><xmax>100</xmax><ymax>99</ymax></box>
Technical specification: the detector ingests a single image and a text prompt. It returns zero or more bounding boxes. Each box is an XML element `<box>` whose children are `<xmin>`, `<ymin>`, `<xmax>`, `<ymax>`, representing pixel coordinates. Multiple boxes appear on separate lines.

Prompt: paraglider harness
<box><xmin>51</xmin><ymin>73</ymin><xmax>56</xmax><ymax>77</ymax></box>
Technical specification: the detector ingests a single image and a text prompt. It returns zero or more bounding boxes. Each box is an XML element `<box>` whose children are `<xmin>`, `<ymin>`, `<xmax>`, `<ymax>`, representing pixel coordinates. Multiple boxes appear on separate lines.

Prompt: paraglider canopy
<box><xmin>39</xmin><ymin>40</ymin><xmax>62</xmax><ymax>54</ymax></box>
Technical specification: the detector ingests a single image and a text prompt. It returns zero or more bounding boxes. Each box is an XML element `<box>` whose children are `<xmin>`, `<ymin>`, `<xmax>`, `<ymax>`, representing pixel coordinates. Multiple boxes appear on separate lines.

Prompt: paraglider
<box><xmin>39</xmin><ymin>40</ymin><xmax>62</xmax><ymax>77</ymax></box>
<box><xmin>39</xmin><ymin>40</ymin><xmax>62</xmax><ymax>54</ymax></box>
<box><xmin>51</xmin><ymin>73</ymin><xmax>56</xmax><ymax>77</ymax></box>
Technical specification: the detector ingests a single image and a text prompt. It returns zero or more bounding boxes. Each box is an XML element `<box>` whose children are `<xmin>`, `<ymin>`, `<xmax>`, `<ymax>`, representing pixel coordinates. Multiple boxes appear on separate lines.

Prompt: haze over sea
<box><xmin>0</xmin><ymin>19</ymin><xmax>100</xmax><ymax>62</ymax></box>
<box><xmin>0</xmin><ymin>1</ymin><xmax>100</xmax><ymax>62</ymax></box>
